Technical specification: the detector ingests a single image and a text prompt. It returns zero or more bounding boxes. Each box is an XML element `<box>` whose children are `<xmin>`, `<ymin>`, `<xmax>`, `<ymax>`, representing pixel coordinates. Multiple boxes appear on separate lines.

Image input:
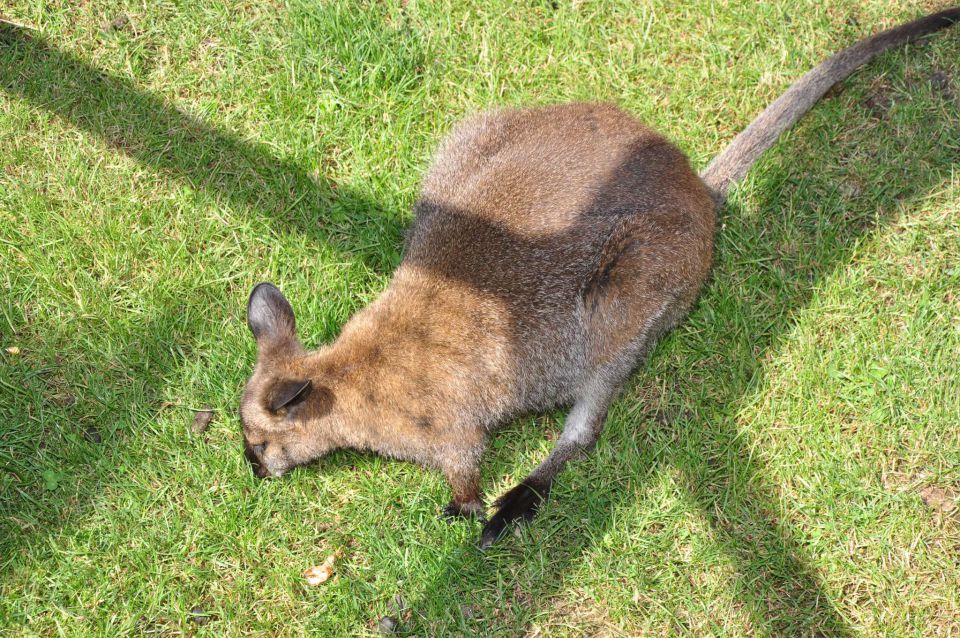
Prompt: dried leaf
<box><xmin>102</xmin><ymin>13</ymin><xmax>130</xmax><ymax>32</ymax></box>
<box><xmin>303</xmin><ymin>555</ymin><xmax>336</xmax><ymax>586</ymax></box>
<box><xmin>191</xmin><ymin>407</ymin><xmax>214</xmax><ymax>434</ymax></box>
<box><xmin>188</xmin><ymin>606</ymin><xmax>211</xmax><ymax>626</ymax></box>
<box><xmin>919</xmin><ymin>486</ymin><xmax>957</xmax><ymax>513</ymax></box>
<box><xmin>377</xmin><ymin>616</ymin><xmax>398</xmax><ymax>634</ymax></box>
<box><xmin>5</xmin><ymin>346</ymin><xmax>20</xmax><ymax>355</ymax></box>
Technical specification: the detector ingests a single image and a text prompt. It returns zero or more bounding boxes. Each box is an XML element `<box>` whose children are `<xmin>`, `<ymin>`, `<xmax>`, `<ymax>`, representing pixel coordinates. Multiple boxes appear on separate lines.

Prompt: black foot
<box><xmin>479</xmin><ymin>481</ymin><xmax>549</xmax><ymax>549</ymax></box>
<box><xmin>441</xmin><ymin>501</ymin><xmax>486</xmax><ymax>522</ymax></box>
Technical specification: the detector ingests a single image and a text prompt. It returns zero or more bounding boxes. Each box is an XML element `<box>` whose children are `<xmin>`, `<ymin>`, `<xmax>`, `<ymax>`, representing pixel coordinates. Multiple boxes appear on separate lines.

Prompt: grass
<box><xmin>1</xmin><ymin>0</ymin><xmax>958</xmax><ymax>635</ymax></box>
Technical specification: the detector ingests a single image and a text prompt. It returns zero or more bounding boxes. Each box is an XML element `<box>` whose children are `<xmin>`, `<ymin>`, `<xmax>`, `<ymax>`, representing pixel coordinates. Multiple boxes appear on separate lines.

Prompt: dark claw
<box><xmin>441</xmin><ymin>503</ymin><xmax>464</xmax><ymax>521</ymax></box>
<box><xmin>479</xmin><ymin>517</ymin><xmax>507</xmax><ymax>549</ymax></box>
<box><xmin>441</xmin><ymin>501</ymin><xmax>487</xmax><ymax>522</ymax></box>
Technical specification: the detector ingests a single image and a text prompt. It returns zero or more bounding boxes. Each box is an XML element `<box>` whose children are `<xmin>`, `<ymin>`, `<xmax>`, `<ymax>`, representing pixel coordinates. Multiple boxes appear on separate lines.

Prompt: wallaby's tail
<box><xmin>701</xmin><ymin>8</ymin><xmax>960</xmax><ymax>202</ymax></box>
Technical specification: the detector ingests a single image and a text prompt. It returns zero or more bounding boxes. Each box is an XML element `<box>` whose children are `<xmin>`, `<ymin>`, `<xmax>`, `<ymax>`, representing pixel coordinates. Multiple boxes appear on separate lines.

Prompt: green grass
<box><xmin>1</xmin><ymin>1</ymin><xmax>958</xmax><ymax>635</ymax></box>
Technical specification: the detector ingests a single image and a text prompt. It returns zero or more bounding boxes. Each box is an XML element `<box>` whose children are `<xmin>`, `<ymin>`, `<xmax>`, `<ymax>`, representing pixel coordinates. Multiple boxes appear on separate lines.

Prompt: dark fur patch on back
<box><xmin>583</xmin><ymin>232</ymin><xmax>639</xmax><ymax>311</ymax></box>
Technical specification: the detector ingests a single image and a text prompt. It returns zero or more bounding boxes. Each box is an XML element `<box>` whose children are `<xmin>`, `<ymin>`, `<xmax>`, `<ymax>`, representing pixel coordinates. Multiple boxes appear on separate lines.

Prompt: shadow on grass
<box><xmin>2</xmin><ymin>20</ymin><xmax>957</xmax><ymax>638</ymax></box>
<box><xmin>0</xmin><ymin>23</ymin><xmax>404</xmax><ymax>274</ymax></box>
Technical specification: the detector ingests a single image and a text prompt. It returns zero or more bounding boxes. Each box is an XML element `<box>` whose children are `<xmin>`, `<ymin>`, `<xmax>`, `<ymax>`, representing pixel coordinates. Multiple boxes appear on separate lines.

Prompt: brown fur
<box><xmin>242</xmin><ymin>103</ymin><xmax>713</xmax><ymax>534</ymax></box>
<box><xmin>240</xmin><ymin>9</ymin><xmax>960</xmax><ymax>545</ymax></box>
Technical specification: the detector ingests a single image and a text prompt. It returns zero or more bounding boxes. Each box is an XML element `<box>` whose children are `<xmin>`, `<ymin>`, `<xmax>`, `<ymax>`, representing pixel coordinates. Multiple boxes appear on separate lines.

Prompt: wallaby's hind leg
<box><xmin>480</xmin><ymin>210</ymin><xmax>711</xmax><ymax>547</ymax></box>
<box><xmin>480</xmin><ymin>371</ymin><xmax>623</xmax><ymax>548</ymax></box>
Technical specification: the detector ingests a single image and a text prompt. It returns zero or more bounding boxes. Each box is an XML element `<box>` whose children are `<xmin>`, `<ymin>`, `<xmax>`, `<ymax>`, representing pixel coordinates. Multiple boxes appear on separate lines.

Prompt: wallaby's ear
<box><xmin>268</xmin><ymin>378</ymin><xmax>312</xmax><ymax>413</ymax></box>
<box><xmin>247</xmin><ymin>283</ymin><xmax>297</xmax><ymax>347</ymax></box>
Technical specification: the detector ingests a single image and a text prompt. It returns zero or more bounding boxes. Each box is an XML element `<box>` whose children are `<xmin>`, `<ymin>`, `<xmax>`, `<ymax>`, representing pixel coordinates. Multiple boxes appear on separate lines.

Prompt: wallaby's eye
<box><xmin>268</xmin><ymin>379</ymin><xmax>312</xmax><ymax>414</ymax></box>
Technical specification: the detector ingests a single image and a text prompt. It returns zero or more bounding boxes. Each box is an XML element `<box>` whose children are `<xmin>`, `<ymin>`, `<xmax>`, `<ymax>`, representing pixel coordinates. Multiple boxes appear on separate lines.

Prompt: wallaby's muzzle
<box><xmin>243</xmin><ymin>439</ymin><xmax>271</xmax><ymax>479</ymax></box>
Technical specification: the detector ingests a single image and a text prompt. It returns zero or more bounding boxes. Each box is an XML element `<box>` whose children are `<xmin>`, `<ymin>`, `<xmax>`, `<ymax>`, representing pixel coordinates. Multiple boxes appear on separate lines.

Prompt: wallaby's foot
<box><xmin>479</xmin><ymin>481</ymin><xmax>550</xmax><ymax>549</ymax></box>
<box><xmin>441</xmin><ymin>499</ymin><xmax>486</xmax><ymax>521</ymax></box>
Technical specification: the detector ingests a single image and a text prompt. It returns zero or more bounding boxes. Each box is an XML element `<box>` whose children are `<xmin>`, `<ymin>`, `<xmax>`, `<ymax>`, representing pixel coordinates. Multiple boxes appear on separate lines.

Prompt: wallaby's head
<box><xmin>240</xmin><ymin>283</ymin><xmax>337</xmax><ymax>478</ymax></box>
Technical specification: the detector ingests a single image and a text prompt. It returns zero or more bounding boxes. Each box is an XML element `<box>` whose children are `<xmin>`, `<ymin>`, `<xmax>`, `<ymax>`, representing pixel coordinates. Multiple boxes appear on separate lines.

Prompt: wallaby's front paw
<box><xmin>441</xmin><ymin>500</ymin><xmax>486</xmax><ymax>522</ymax></box>
<box><xmin>441</xmin><ymin>502</ymin><xmax>465</xmax><ymax>520</ymax></box>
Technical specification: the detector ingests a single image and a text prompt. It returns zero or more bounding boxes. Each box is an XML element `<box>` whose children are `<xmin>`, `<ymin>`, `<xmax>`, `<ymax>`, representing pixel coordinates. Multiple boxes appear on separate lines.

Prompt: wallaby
<box><xmin>240</xmin><ymin>9</ymin><xmax>959</xmax><ymax>548</ymax></box>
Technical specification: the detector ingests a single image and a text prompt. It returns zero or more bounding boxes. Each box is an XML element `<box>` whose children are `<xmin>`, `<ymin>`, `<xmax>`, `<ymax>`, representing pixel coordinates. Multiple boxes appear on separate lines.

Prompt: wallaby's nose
<box><xmin>244</xmin><ymin>441</ymin><xmax>270</xmax><ymax>478</ymax></box>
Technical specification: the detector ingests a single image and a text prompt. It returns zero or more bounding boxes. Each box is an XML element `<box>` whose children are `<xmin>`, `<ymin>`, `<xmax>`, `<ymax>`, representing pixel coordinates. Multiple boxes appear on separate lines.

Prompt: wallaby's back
<box><xmin>402</xmin><ymin>103</ymin><xmax>715</xmax><ymax>411</ymax></box>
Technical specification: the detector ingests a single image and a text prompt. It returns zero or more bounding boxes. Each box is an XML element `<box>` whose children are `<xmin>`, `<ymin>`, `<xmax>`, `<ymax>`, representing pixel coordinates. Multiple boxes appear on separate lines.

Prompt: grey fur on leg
<box><xmin>480</xmin><ymin>374</ymin><xmax>620</xmax><ymax>548</ymax></box>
